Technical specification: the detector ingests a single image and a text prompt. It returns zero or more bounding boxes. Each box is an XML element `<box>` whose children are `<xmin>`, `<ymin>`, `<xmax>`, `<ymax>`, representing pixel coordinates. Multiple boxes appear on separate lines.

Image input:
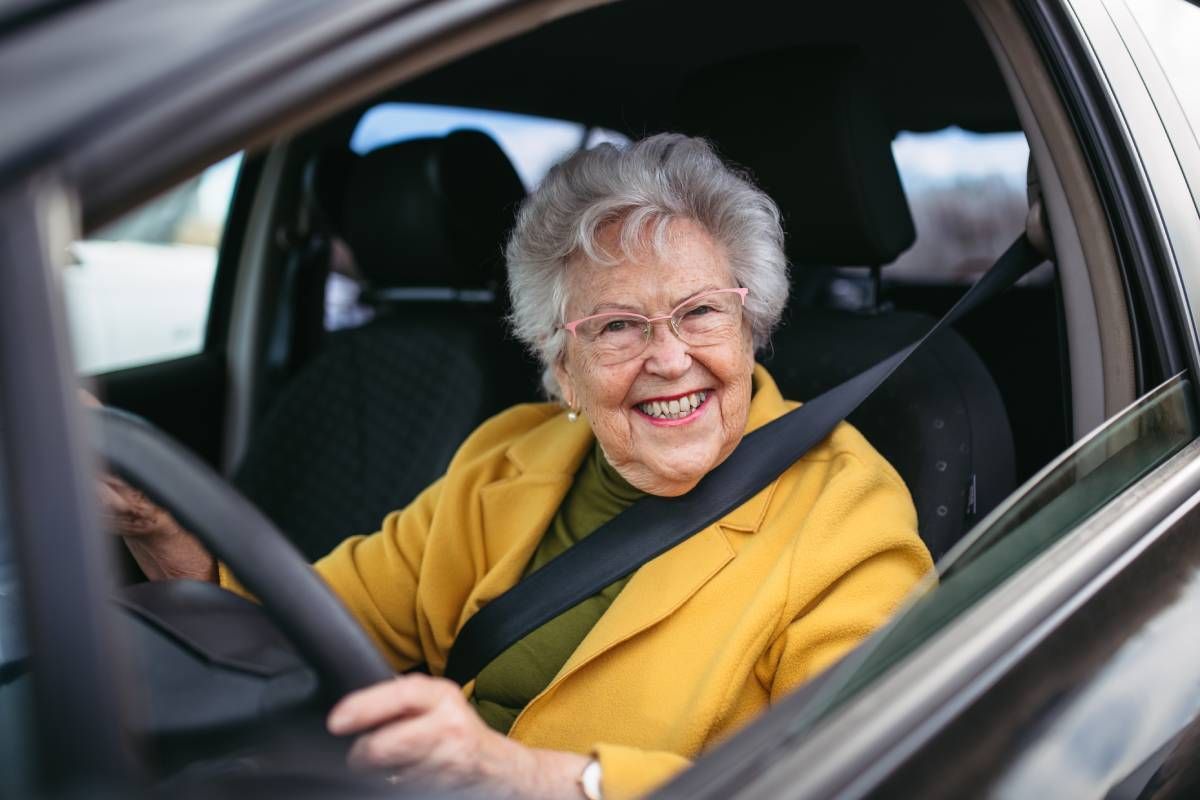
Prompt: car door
<box><xmin>656</xmin><ymin>0</ymin><xmax>1200</xmax><ymax>797</ymax></box>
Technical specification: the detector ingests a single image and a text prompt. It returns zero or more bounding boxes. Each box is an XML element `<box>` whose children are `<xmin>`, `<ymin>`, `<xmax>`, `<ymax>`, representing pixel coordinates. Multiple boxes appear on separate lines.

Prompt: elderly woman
<box><xmin>108</xmin><ymin>134</ymin><xmax>931</xmax><ymax>800</ymax></box>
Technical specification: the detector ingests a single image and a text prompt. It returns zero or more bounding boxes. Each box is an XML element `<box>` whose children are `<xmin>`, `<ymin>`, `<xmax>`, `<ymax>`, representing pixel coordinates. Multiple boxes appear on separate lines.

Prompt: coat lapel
<box><xmin>467</xmin><ymin>474</ymin><xmax>573</xmax><ymax>619</ymax></box>
<box><xmin>553</xmin><ymin>524</ymin><xmax>735</xmax><ymax>679</ymax></box>
<box><xmin>463</xmin><ymin>409</ymin><xmax>594</xmax><ymax>623</ymax></box>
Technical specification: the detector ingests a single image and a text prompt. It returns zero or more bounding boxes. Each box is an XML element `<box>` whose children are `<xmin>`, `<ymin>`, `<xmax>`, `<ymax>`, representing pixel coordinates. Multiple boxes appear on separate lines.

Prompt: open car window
<box><xmin>782</xmin><ymin>373</ymin><xmax>1198</xmax><ymax>734</ymax></box>
<box><xmin>6</xmin><ymin>0</ymin><xmax>1200</xmax><ymax>794</ymax></box>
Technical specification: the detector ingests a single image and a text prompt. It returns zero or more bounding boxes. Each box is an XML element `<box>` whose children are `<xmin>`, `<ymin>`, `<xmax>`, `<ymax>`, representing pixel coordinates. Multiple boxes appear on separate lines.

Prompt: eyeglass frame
<box><xmin>560</xmin><ymin>287</ymin><xmax>749</xmax><ymax>358</ymax></box>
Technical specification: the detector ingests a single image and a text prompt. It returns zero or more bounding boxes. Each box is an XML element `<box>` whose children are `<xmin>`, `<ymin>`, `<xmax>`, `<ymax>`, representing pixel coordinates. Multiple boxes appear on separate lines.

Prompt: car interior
<box><xmin>65</xmin><ymin>0</ymin><xmax>1193</xmax><ymax>788</ymax></box>
<box><xmin>100</xmin><ymin>0</ymin><xmax>1084</xmax><ymax>560</ymax></box>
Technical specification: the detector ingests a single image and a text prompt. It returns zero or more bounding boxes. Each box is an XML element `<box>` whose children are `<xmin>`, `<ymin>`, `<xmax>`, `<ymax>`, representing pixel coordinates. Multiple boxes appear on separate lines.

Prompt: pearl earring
<box><xmin>567</xmin><ymin>408</ymin><xmax>580</xmax><ymax>422</ymax></box>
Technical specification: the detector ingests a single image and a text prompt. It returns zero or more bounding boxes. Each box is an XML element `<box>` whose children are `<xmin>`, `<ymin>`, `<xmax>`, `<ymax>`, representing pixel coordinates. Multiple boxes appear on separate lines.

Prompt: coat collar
<box><xmin>502</xmin><ymin>363</ymin><xmax>789</xmax><ymax>534</ymax></box>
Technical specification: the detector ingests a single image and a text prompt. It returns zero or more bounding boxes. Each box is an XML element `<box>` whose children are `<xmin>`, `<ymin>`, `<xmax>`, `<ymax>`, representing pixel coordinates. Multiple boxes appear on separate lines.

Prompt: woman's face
<box><xmin>554</xmin><ymin>218</ymin><xmax>756</xmax><ymax>496</ymax></box>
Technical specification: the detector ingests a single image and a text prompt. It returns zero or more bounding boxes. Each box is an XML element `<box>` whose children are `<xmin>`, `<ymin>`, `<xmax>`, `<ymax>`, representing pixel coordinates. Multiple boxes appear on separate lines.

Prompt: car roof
<box><xmin>395</xmin><ymin>0</ymin><xmax>1017</xmax><ymax>136</ymax></box>
<box><xmin>0</xmin><ymin>0</ymin><xmax>309</xmax><ymax>174</ymax></box>
<box><xmin>2</xmin><ymin>0</ymin><xmax>1017</xmax><ymax>232</ymax></box>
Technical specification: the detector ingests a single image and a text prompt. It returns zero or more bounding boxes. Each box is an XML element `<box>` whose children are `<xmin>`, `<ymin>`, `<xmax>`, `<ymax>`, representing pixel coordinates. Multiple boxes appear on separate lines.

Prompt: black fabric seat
<box><xmin>235</xmin><ymin>130</ymin><xmax>538</xmax><ymax>560</ymax></box>
<box><xmin>678</xmin><ymin>49</ymin><xmax>1016</xmax><ymax>560</ymax></box>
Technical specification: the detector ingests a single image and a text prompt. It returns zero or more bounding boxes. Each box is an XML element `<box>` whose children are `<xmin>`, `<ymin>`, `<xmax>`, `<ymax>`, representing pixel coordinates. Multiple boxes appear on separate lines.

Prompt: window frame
<box><xmin>0</xmin><ymin>177</ymin><xmax>138</xmax><ymax>791</ymax></box>
<box><xmin>1028</xmin><ymin>0</ymin><xmax>1195</xmax><ymax>392</ymax></box>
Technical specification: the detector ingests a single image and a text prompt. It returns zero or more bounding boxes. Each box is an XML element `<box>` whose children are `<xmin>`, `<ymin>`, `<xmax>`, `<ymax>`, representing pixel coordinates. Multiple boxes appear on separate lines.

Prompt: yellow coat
<box><xmin>257</xmin><ymin>366</ymin><xmax>932</xmax><ymax>798</ymax></box>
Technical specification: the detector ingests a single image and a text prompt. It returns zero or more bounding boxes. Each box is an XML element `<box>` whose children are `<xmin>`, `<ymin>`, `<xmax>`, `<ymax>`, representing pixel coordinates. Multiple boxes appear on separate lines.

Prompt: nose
<box><xmin>641</xmin><ymin>319</ymin><xmax>691</xmax><ymax>378</ymax></box>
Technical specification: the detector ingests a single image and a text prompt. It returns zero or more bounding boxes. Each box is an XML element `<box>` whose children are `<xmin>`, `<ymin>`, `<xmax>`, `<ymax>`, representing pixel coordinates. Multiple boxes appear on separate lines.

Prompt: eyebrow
<box><xmin>585</xmin><ymin>285</ymin><xmax>724</xmax><ymax>316</ymax></box>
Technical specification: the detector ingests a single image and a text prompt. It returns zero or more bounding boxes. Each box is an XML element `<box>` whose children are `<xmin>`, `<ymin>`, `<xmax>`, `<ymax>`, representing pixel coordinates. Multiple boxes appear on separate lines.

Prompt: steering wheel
<box><xmin>90</xmin><ymin>406</ymin><xmax>395</xmax><ymax>699</ymax></box>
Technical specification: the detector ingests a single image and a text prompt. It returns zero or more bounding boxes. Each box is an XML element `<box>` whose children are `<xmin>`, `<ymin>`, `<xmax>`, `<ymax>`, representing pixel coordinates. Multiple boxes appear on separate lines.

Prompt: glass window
<box><xmin>62</xmin><ymin>153</ymin><xmax>243</xmax><ymax>374</ymax></box>
<box><xmin>784</xmin><ymin>375</ymin><xmax>1197</xmax><ymax>732</ymax></box>
<box><xmin>350</xmin><ymin>102</ymin><xmax>628</xmax><ymax>190</ymax></box>
<box><xmin>885</xmin><ymin>127</ymin><xmax>1033</xmax><ymax>284</ymax></box>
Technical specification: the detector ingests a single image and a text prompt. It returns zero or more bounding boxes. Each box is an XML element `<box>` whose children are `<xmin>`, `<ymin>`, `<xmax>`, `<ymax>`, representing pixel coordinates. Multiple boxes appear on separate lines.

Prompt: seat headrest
<box><xmin>676</xmin><ymin>48</ymin><xmax>915</xmax><ymax>267</ymax></box>
<box><xmin>337</xmin><ymin>129</ymin><xmax>526</xmax><ymax>289</ymax></box>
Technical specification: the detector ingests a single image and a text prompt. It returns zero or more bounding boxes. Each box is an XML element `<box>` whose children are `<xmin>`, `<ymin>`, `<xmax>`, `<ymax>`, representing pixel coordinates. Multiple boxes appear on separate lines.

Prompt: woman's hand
<box><xmin>81</xmin><ymin>389</ymin><xmax>216</xmax><ymax>582</ymax></box>
<box><xmin>328</xmin><ymin>674</ymin><xmax>589</xmax><ymax>799</ymax></box>
<box><xmin>97</xmin><ymin>471</ymin><xmax>184</xmax><ymax>539</ymax></box>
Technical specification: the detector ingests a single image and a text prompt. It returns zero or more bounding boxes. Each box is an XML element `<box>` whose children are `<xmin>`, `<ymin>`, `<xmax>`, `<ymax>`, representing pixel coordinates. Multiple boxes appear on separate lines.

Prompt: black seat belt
<box><xmin>444</xmin><ymin>234</ymin><xmax>1044</xmax><ymax>686</ymax></box>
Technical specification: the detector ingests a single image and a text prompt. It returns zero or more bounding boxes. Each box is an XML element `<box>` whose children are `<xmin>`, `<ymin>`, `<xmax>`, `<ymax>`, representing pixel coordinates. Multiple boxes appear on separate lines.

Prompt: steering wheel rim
<box><xmin>90</xmin><ymin>406</ymin><xmax>395</xmax><ymax>698</ymax></box>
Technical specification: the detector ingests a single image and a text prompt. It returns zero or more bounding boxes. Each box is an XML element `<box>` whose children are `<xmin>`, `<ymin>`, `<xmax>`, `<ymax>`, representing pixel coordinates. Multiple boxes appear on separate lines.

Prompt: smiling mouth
<box><xmin>634</xmin><ymin>390</ymin><xmax>710</xmax><ymax>421</ymax></box>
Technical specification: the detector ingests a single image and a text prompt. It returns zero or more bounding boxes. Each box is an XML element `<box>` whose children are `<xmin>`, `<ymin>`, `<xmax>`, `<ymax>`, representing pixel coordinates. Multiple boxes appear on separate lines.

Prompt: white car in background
<box><xmin>64</xmin><ymin>239</ymin><xmax>217</xmax><ymax>374</ymax></box>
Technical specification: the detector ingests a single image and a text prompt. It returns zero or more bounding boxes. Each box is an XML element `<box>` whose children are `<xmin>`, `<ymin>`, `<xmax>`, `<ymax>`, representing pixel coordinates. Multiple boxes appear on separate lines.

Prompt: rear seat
<box><xmin>678</xmin><ymin>49</ymin><xmax>1016</xmax><ymax>559</ymax></box>
<box><xmin>234</xmin><ymin>130</ymin><xmax>540</xmax><ymax>560</ymax></box>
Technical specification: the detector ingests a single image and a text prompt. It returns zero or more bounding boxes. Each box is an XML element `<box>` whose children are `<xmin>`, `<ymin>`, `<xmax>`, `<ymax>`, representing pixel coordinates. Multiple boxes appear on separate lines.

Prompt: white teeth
<box><xmin>637</xmin><ymin>391</ymin><xmax>709</xmax><ymax>419</ymax></box>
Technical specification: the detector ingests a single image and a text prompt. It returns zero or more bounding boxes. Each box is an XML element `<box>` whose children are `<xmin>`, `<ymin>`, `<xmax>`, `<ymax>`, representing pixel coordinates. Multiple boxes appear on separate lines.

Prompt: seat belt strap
<box><xmin>444</xmin><ymin>234</ymin><xmax>1044</xmax><ymax>686</ymax></box>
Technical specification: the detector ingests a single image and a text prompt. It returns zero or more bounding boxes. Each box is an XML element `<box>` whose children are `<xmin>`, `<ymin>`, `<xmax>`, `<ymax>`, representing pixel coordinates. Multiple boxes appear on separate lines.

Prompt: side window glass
<box><xmin>886</xmin><ymin>127</ymin><xmax>1034</xmax><ymax>285</ymax></box>
<box><xmin>791</xmin><ymin>375</ymin><xmax>1197</xmax><ymax>727</ymax></box>
<box><xmin>326</xmin><ymin>103</ymin><xmax>629</xmax><ymax>331</ymax></box>
<box><xmin>351</xmin><ymin>102</ymin><xmax>589</xmax><ymax>188</ymax></box>
<box><xmin>824</xmin><ymin>126</ymin><xmax>1034</xmax><ymax>307</ymax></box>
<box><xmin>63</xmin><ymin>153</ymin><xmax>243</xmax><ymax>374</ymax></box>
<box><xmin>835</xmin><ymin>126</ymin><xmax>1032</xmax><ymax>304</ymax></box>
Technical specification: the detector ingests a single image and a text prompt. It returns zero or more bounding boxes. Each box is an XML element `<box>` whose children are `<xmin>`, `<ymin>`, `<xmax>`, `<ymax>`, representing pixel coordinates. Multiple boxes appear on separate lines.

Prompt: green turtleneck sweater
<box><xmin>469</xmin><ymin>441</ymin><xmax>645</xmax><ymax>734</ymax></box>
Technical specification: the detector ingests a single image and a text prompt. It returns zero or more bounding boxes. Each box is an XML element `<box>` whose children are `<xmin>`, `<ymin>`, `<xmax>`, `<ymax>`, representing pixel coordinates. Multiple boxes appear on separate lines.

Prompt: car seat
<box><xmin>234</xmin><ymin>130</ymin><xmax>540</xmax><ymax>560</ymax></box>
<box><xmin>677</xmin><ymin>49</ymin><xmax>1017</xmax><ymax>560</ymax></box>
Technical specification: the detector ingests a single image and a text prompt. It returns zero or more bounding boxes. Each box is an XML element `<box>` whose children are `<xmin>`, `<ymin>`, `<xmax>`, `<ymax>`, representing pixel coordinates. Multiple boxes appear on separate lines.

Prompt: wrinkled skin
<box><xmin>328</xmin><ymin>673</ymin><xmax>588</xmax><ymax>798</ymax></box>
<box><xmin>554</xmin><ymin>218</ymin><xmax>756</xmax><ymax>496</ymax></box>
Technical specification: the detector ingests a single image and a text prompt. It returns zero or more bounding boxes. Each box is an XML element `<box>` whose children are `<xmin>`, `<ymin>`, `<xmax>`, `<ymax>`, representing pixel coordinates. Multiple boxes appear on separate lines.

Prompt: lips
<box><xmin>635</xmin><ymin>389</ymin><xmax>709</xmax><ymax>421</ymax></box>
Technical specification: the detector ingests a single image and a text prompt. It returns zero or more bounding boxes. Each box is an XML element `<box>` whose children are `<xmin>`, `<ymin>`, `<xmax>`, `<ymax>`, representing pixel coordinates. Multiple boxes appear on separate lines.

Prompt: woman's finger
<box><xmin>96</xmin><ymin>480</ymin><xmax>129</xmax><ymax>512</ymax></box>
<box><xmin>328</xmin><ymin>674</ymin><xmax>453</xmax><ymax>736</ymax></box>
<box><xmin>345</xmin><ymin>710</ymin><xmax>441</xmax><ymax>771</ymax></box>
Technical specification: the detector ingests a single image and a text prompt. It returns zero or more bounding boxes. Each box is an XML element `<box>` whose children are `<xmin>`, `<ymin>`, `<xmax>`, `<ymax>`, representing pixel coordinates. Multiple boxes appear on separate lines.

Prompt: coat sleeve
<box><xmin>216</xmin><ymin>479</ymin><xmax>440</xmax><ymax>673</ymax></box>
<box><xmin>592</xmin><ymin>743</ymin><xmax>692</xmax><ymax>800</ymax></box>
<box><xmin>217</xmin><ymin>406</ymin><xmax>553</xmax><ymax>672</ymax></box>
<box><xmin>298</xmin><ymin>477</ymin><xmax>445</xmax><ymax>673</ymax></box>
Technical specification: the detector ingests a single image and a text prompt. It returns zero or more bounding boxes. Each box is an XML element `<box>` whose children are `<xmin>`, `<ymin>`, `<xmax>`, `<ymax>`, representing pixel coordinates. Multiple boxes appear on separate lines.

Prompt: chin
<box><xmin>658</xmin><ymin>475</ymin><xmax>704</xmax><ymax>496</ymax></box>
<box><xmin>646</xmin><ymin>460</ymin><xmax>714</xmax><ymax>494</ymax></box>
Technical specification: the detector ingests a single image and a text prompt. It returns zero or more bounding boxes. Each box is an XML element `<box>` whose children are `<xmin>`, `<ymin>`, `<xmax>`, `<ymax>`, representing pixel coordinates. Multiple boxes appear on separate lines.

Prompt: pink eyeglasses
<box><xmin>561</xmin><ymin>288</ymin><xmax>748</xmax><ymax>365</ymax></box>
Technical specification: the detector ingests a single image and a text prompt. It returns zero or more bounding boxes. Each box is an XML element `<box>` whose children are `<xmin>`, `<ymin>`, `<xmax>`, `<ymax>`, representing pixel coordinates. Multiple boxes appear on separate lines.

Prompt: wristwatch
<box><xmin>578</xmin><ymin>757</ymin><xmax>603</xmax><ymax>800</ymax></box>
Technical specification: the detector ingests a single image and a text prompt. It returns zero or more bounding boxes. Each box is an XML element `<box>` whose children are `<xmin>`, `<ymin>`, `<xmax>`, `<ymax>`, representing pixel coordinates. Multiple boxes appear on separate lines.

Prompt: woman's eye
<box><xmin>602</xmin><ymin>319</ymin><xmax>630</xmax><ymax>334</ymax></box>
<box><xmin>685</xmin><ymin>305</ymin><xmax>715</xmax><ymax>317</ymax></box>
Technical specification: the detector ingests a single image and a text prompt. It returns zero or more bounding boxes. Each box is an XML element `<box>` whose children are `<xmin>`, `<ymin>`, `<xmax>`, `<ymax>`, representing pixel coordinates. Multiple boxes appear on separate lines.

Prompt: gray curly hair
<box><xmin>506</xmin><ymin>133</ymin><xmax>789</xmax><ymax>400</ymax></box>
